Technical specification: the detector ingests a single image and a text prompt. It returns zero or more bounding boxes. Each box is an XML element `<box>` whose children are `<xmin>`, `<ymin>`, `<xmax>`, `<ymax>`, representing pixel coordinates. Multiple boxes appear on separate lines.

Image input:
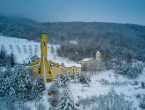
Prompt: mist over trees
<box><xmin>0</xmin><ymin>15</ymin><xmax>145</xmax><ymax>63</ymax></box>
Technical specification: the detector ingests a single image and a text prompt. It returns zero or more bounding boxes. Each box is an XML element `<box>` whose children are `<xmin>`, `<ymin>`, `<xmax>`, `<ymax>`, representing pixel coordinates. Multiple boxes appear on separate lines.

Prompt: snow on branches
<box><xmin>54</xmin><ymin>88</ymin><xmax>75</xmax><ymax>110</ymax></box>
<box><xmin>54</xmin><ymin>71</ymin><xmax>70</xmax><ymax>87</ymax></box>
<box><xmin>77</xmin><ymin>88</ymin><xmax>133</xmax><ymax>110</ymax></box>
<box><xmin>115</xmin><ymin>62</ymin><xmax>143</xmax><ymax>79</ymax></box>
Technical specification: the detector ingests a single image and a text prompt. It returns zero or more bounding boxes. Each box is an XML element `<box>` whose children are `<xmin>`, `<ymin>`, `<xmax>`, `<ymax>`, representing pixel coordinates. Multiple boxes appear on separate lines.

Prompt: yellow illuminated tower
<box><xmin>28</xmin><ymin>33</ymin><xmax>62</xmax><ymax>83</ymax></box>
<box><xmin>41</xmin><ymin>33</ymin><xmax>47</xmax><ymax>56</ymax></box>
<box><xmin>40</xmin><ymin>33</ymin><xmax>48</xmax><ymax>83</ymax></box>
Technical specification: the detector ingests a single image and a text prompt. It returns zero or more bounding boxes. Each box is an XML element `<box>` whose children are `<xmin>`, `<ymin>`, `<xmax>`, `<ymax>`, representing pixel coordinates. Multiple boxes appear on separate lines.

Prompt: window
<box><xmin>44</xmin><ymin>42</ymin><xmax>45</xmax><ymax>46</ymax></box>
<box><xmin>49</xmin><ymin>71</ymin><xmax>51</xmax><ymax>74</ymax></box>
<box><xmin>76</xmin><ymin>69</ymin><xmax>77</xmax><ymax>71</ymax></box>
<box><xmin>73</xmin><ymin>69</ymin><xmax>74</xmax><ymax>72</ymax></box>
<box><xmin>68</xmin><ymin>68</ymin><xmax>69</xmax><ymax>71</ymax></box>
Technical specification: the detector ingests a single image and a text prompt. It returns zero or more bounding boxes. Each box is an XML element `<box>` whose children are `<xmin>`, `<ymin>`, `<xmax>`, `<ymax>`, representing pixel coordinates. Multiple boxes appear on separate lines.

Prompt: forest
<box><xmin>0</xmin><ymin>15</ymin><xmax>145</xmax><ymax>66</ymax></box>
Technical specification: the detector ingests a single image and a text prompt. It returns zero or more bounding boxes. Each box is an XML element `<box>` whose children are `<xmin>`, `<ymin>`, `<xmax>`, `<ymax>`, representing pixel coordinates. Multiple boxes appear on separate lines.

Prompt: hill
<box><xmin>0</xmin><ymin>16</ymin><xmax>145</xmax><ymax>109</ymax></box>
<box><xmin>0</xmin><ymin>15</ymin><xmax>145</xmax><ymax>65</ymax></box>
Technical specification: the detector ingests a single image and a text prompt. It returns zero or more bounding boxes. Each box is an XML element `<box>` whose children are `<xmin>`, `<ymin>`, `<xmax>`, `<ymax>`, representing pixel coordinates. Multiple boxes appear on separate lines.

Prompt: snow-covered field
<box><xmin>0</xmin><ymin>35</ymin><xmax>73</xmax><ymax>64</ymax></box>
<box><xmin>69</xmin><ymin>70</ymin><xmax>145</xmax><ymax>110</ymax></box>
<box><xmin>23</xmin><ymin>69</ymin><xmax>145</xmax><ymax>110</ymax></box>
<box><xmin>0</xmin><ymin>36</ymin><xmax>145</xmax><ymax>110</ymax></box>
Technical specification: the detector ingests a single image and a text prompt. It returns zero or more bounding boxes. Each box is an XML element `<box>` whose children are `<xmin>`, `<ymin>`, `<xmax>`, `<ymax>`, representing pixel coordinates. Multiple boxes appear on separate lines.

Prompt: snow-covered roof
<box><xmin>62</xmin><ymin>62</ymin><xmax>82</xmax><ymax>68</ymax></box>
<box><xmin>82</xmin><ymin>58</ymin><xmax>93</xmax><ymax>62</ymax></box>
<box><xmin>28</xmin><ymin>64</ymin><xmax>39</xmax><ymax>68</ymax></box>
<box><xmin>97</xmin><ymin>51</ymin><xmax>100</xmax><ymax>53</ymax></box>
<box><xmin>70</xmin><ymin>40</ymin><xmax>77</xmax><ymax>45</ymax></box>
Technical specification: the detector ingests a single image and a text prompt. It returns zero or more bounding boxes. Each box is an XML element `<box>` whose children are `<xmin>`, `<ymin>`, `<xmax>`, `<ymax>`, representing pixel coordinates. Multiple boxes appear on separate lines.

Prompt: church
<box><xmin>28</xmin><ymin>33</ymin><xmax>63</xmax><ymax>83</ymax></box>
<box><xmin>28</xmin><ymin>33</ymin><xmax>82</xmax><ymax>83</ymax></box>
<box><xmin>28</xmin><ymin>33</ymin><xmax>101</xmax><ymax>83</ymax></box>
<box><xmin>81</xmin><ymin>51</ymin><xmax>101</xmax><ymax>71</ymax></box>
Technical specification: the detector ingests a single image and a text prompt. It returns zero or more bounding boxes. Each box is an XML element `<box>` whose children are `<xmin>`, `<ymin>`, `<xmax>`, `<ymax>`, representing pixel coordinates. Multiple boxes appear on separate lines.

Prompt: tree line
<box><xmin>1</xmin><ymin>15</ymin><xmax>145</xmax><ymax>66</ymax></box>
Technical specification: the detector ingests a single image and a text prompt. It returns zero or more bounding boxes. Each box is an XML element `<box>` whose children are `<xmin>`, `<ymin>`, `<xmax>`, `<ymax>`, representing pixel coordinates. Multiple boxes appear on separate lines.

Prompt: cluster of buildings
<box><xmin>28</xmin><ymin>34</ymin><xmax>101</xmax><ymax>83</ymax></box>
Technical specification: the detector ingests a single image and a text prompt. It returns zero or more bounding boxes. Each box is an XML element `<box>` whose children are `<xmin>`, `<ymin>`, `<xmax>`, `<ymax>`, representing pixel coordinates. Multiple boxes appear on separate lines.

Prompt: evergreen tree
<box><xmin>71</xmin><ymin>72</ymin><xmax>79</xmax><ymax>83</ymax></box>
<box><xmin>70</xmin><ymin>72</ymin><xmax>76</xmax><ymax>79</ymax></box>
<box><xmin>60</xmin><ymin>72</ymin><xmax>70</xmax><ymax>87</ymax></box>
<box><xmin>0</xmin><ymin>65</ymin><xmax>15</xmax><ymax>99</ymax></box>
<box><xmin>54</xmin><ymin>74</ymin><xmax>62</xmax><ymax>87</ymax></box>
<box><xmin>31</xmin><ymin>81</ymin><xmax>41</xmax><ymax>107</ymax></box>
<box><xmin>79</xmin><ymin>73</ymin><xmax>91</xmax><ymax>84</ymax></box>
<box><xmin>55</xmin><ymin>89</ymin><xmax>75</xmax><ymax>110</ymax></box>
<box><xmin>0</xmin><ymin>76</ymin><xmax>10</xmax><ymax>97</ymax></box>
<box><xmin>9</xmin><ymin>86</ymin><xmax>16</xmax><ymax>100</ymax></box>
<box><xmin>0</xmin><ymin>48</ymin><xmax>16</xmax><ymax>67</ymax></box>
<box><xmin>0</xmin><ymin>48</ymin><xmax>6</xmax><ymax>66</ymax></box>
<box><xmin>0</xmin><ymin>76</ymin><xmax>16</xmax><ymax>102</ymax></box>
<box><xmin>10</xmin><ymin>52</ymin><xmax>15</xmax><ymax>67</ymax></box>
<box><xmin>34</xmin><ymin>76</ymin><xmax>46</xmax><ymax>93</ymax></box>
<box><xmin>13</xmin><ymin>65</ymin><xmax>32</xmax><ymax>100</ymax></box>
<box><xmin>4</xmin><ymin>64</ymin><xmax>12</xmax><ymax>78</ymax></box>
<box><xmin>75</xmin><ymin>73</ymin><xmax>80</xmax><ymax>82</ymax></box>
<box><xmin>51</xmin><ymin>45</ymin><xmax>55</xmax><ymax>54</ymax></box>
<box><xmin>31</xmin><ymin>76</ymin><xmax>45</xmax><ymax>106</ymax></box>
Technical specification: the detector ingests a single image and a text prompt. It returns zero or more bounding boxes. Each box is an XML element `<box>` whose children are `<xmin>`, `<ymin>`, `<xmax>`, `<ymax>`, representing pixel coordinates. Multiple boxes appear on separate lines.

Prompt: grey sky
<box><xmin>0</xmin><ymin>0</ymin><xmax>145</xmax><ymax>25</ymax></box>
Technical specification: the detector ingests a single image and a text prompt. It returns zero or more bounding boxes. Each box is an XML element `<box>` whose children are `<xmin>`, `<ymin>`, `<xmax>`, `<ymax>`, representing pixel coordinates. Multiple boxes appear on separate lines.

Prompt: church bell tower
<box><xmin>96</xmin><ymin>51</ymin><xmax>101</xmax><ymax>61</ymax></box>
<box><xmin>96</xmin><ymin>51</ymin><xmax>101</xmax><ymax>71</ymax></box>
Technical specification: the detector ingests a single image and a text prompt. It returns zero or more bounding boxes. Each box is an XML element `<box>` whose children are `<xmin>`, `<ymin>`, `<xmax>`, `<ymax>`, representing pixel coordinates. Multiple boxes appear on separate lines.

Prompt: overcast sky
<box><xmin>0</xmin><ymin>0</ymin><xmax>145</xmax><ymax>25</ymax></box>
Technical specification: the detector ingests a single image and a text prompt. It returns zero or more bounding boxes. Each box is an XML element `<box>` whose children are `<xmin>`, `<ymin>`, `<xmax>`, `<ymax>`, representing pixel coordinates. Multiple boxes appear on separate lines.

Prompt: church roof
<box><xmin>82</xmin><ymin>58</ymin><xmax>93</xmax><ymax>62</ymax></box>
<box><xmin>62</xmin><ymin>62</ymin><xmax>82</xmax><ymax>68</ymax></box>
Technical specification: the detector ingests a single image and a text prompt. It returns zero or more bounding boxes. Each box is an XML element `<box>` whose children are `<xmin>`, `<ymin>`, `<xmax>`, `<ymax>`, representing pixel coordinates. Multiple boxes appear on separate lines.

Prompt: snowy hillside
<box><xmin>22</xmin><ymin>69</ymin><xmax>145</xmax><ymax>110</ymax></box>
<box><xmin>0</xmin><ymin>35</ymin><xmax>73</xmax><ymax>65</ymax></box>
<box><xmin>0</xmin><ymin>36</ymin><xmax>145</xmax><ymax>110</ymax></box>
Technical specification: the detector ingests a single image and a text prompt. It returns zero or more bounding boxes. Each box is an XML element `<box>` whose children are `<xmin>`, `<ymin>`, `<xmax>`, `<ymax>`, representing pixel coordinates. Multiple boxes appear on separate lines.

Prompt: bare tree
<box><xmin>82</xmin><ymin>63</ymin><xmax>88</xmax><ymax>72</ymax></box>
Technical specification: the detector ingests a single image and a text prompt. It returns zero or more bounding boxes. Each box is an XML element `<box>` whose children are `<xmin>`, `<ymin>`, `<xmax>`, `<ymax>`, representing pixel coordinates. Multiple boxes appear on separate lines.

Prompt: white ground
<box><xmin>0</xmin><ymin>36</ymin><xmax>145</xmax><ymax>110</ymax></box>
<box><xmin>24</xmin><ymin>69</ymin><xmax>145</xmax><ymax>110</ymax></box>
<box><xmin>69</xmin><ymin>69</ymin><xmax>145</xmax><ymax>110</ymax></box>
<box><xmin>0</xmin><ymin>35</ymin><xmax>73</xmax><ymax>64</ymax></box>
